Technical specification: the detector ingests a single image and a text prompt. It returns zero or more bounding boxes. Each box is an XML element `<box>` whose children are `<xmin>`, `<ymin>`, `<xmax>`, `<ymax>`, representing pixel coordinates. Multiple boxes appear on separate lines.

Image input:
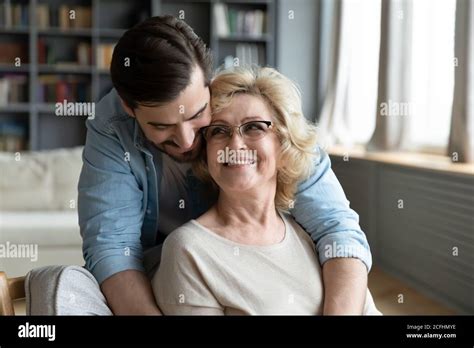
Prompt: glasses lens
<box><xmin>205</xmin><ymin>125</ymin><xmax>230</xmax><ymax>141</ymax></box>
<box><xmin>242</xmin><ymin>121</ymin><xmax>269</xmax><ymax>140</ymax></box>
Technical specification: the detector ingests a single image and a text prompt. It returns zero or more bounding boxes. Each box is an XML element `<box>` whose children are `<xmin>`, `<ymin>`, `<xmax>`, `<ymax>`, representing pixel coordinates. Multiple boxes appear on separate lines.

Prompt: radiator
<box><xmin>331</xmin><ymin>156</ymin><xmax>474</xmax><ymax>313</ymax></box>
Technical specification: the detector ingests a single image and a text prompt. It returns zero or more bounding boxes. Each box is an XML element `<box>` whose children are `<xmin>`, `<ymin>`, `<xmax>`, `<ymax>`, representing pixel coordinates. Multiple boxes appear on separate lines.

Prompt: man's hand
<box><xmin>322</xmin><ymin>258</ymin><xmax>368</xmax><ymax>315</ymax></box>
<box><xmin>101</xmin><ymin>270</ymin><xmax>162</xmax><ymax>315</ymax></box>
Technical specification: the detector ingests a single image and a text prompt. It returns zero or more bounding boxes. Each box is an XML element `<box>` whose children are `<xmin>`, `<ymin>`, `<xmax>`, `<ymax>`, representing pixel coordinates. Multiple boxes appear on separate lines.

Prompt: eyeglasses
<box><xmin>201</xmin><ymin>121</ymin><xmax>273</xmax><ymax>143</ymax></box>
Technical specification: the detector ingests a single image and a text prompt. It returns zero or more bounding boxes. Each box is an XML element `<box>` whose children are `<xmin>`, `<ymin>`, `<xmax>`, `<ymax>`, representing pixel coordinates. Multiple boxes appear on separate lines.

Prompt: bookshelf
<box><xmin>211</xmin><ymin>0</ymin><xmax>275</xmax><ymax>68</ymax></box>
<box><xmin>159</xmin><ymin>0</ymin><xmax>276</xmax><ymax>68</ymax></box>
<box><xmin>0</xmin><ymin>0</ymin><xmax>277</xmax><ymax>151</ymax></box>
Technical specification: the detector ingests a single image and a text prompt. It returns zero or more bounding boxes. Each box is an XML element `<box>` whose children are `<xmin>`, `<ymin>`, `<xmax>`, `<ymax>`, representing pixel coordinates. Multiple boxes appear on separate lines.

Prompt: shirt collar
<box><xmin>133</xmin><ymin>118</ymin><xmax>152</xmax><ymax>157</ymax></box>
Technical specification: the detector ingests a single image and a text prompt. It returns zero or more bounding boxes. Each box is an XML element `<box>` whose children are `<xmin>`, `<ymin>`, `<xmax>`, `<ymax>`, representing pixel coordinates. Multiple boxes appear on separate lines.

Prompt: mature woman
<box><xmin>152</xmin><ymin>66</ymin><xmax>380</xmax><ymax>315</ymax></box>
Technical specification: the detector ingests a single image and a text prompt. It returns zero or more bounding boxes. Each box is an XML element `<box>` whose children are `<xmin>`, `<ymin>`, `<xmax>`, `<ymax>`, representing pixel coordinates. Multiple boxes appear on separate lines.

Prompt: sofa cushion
<box><xmin>0</xmin><ymin>152</ymin><xmax>54</xmax><ymax>210</ymax></box>
<box><xmin>0</xmin><ymin>146</ymin><xmax>83</xmax><ymax>211</ymax></box>
<box><xmin>0</xmin><ymin>210</ymin><xmax>84</xmax><ymax>277</ymax></box>
<box><xmin>49</xmin><ymin>147</ymin><xmax>84</xmax><ymax>210</ymax></box>
<box><xmin>0</xmin><ymin>211</ymin><xmax>82</xmax><ymax>246</ymax></box>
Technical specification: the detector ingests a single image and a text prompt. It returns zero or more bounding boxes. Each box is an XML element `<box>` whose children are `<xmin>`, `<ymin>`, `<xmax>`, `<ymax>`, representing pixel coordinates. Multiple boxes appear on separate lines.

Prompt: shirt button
<box><xmin>145</xmin><ymin>166</ymin><xmax>150</xmax><ymax>171</ymax></box>
<box><xmin>146</xmin><ymin>209</ymin><xmax>151</xmax><ymax>214</ymax></box>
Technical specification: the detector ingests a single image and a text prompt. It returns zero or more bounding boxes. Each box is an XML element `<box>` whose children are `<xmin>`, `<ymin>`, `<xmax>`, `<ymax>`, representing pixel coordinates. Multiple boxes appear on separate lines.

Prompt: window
<box><xmin>345</xmin><ymin>0</ymin><xmax>381</xmax><ymax>145</ymax></box>
<box><xmin>408</xmin><ymin>0</ymin><xmax>456</xmax><ymax>152</ymax></box>
<box><xmin>319</xmin><ymin>0</ymin><xmax>458</xmax><ymax>154</ymax></box>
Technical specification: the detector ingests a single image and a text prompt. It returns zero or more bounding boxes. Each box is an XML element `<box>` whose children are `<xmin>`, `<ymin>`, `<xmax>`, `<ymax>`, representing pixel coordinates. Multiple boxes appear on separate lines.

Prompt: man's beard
<box><xmin>153</xmin><ymin>137</ymin><xmax>203</xmax><ymax>163</ymax></box>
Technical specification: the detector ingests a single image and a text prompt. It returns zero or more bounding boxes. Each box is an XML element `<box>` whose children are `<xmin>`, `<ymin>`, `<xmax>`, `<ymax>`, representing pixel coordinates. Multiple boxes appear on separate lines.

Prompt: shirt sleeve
<box><xmin>152</xmin><ymin>231</ymin><xmax>224</xmax><ymax>315</ymax></box>
<box><xmin>291</xmin><ymin>146</ymin><xmax>373</xmax><ymax>271</ymax></box>
<box><xmin>78</xmin><ymin>117</ymin><xmax>145</xmax><ymax>284</ymax></box>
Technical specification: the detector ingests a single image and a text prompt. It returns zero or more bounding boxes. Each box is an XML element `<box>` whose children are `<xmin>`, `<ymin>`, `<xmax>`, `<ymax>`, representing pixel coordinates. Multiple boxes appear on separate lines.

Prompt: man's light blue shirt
<box><xmin>78</xmin><ymin>89</ymin><xmax>372</xmax><ymax>284</ymax></box>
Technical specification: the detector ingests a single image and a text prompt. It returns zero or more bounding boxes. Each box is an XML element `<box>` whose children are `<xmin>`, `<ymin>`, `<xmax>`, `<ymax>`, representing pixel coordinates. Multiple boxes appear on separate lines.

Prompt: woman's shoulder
<box><xmin>162</xmin><ymin>220</ymin><xmax>211</xmax><ymax>257</ymax></box>
<box><xmin>164</xmin><ymin>221</ymin><xmax>199</xmax><ymax>246</ymax></box>
<box><xmin>279</xmin><ymin>210</ymin><xmax>315</xmax><ymax>248</ymax></box>
<box><xmin>279</xmin><ymin>210</ymin><xmax>300</xmax><ymax>231</ymax></box>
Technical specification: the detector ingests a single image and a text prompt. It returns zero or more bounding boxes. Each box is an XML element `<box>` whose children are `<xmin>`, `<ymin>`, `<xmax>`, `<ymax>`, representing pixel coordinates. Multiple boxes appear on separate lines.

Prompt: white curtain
<box><xmin>448</xmin><ymin>0</ymin><xmax>473</xmax><ymax>163</ymax></box>
<box><xmin>317</xmin><ymin>0</ymin><xmax>380</xmax><ymax>149</ymax></box>
<box><xmin>367</xmin><ymin>0</ymin><xmax>414</xmax><ymax>151</ymax></box>
<box><xmin>317</xmin><ymin>0</ymin><xmax>465</xmax><ymax>155</ymax></box>
<box><xmin>317</xmin><ymin>0</ymin><xmax>350</xmax><ymax>149</ymax></box>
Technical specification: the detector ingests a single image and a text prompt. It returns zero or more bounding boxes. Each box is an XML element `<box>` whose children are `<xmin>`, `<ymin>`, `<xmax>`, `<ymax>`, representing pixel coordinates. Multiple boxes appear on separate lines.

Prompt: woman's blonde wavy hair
<box><xmin>193</xmin><ymin>65</ymin><xmax>319</xmax><ymax>211</ymax></box>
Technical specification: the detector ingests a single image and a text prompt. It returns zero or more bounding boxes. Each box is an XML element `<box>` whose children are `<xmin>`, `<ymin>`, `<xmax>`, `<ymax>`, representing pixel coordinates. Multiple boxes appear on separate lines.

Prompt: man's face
<box><xmin>122</xmin><ymin>66</ymin><xmax>211</xmax><ymax>162</ymax></box>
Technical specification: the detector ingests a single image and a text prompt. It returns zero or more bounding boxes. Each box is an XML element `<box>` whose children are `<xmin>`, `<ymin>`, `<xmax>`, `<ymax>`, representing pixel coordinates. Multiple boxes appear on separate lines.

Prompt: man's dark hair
<box><xmin>110</xmin><ymin>15</ymin><xmax>213</xmax><ymax>109</ymax></box>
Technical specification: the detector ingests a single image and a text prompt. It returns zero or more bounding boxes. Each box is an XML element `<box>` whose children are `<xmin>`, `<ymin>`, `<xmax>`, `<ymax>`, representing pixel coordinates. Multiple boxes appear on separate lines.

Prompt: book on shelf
<box><xmin>77</xmin><ymin>42</ymin><xmax>91</xmax><ymax>66</ymax></box>
<box><xmin>234</xmin><ymin>43</ymin><xmax>265</xmax><ymax>66</ymax></box>
<box><xmin>0</xmin><ymin>42</ymin><xmax>28</xmax><ymax>64</ymax></box>
<box><xmin>36</xmin><ymin>4</ymin><xmax>50</xmax><ymax>29</ymax></box>
<box><xmin>214</xmin><ymin>4</ymin><xmax>266</xmax><ymax>38</ymax></box>
<box><xmin>0</xmin><ymin>121</ymin><xmax>26</xmax><ymax>152</ymax></box>
<box><xmin>59</xmin><ymin>5</ymin><xmax>91</xmax><ymax>29</ymax></box>
<box><xmin>0</xmin><ymin>3</ymin><xmax>29</xmax><ymax>28</ymax></box>
<box><xmin>37</xmin><ymin>75</ymin><xmax>91</xmax><ymax>103</ymax></box>
<box><xmin>37</xmin><ymin>37</ymin><xmax>47</xmax><ymax>64</ymax></box>
<box><xmin>96</xmin><ymin>44</ymin><xmax>116</xmax><ymax>70</ymax></box>
<box><xmin>214</xmin><ymin>3</ymin><xmax>229</xmax><ymax>37</ymax></box>
<box><xmin>38</xmin><ymin>38</ymin><xmax>91</xmax><ymax>66</ymax></box>
<box><xmin>0</xmin><ymin>74</ymin><xmax>28</xmax><ymax>105</ymax></box>
<box><xmin>35</xmin><ymin>4</ymin><xmax>91</xmax><ymax>30</ymax></box>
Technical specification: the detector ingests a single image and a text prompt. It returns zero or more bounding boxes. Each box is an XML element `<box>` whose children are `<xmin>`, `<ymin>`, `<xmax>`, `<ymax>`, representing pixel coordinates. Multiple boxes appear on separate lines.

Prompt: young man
<box><xmin>78</xmin><ymin>15</ymin><xmax>372</xmax><ymax>315</ymax></box>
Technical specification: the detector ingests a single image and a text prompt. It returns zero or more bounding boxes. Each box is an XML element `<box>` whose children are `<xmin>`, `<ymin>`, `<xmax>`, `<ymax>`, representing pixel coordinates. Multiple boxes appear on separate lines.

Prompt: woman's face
<box><xmin>204</xmin><ymin>94</ymin><xmax>281</xmax><ymax>195</ymax></box>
